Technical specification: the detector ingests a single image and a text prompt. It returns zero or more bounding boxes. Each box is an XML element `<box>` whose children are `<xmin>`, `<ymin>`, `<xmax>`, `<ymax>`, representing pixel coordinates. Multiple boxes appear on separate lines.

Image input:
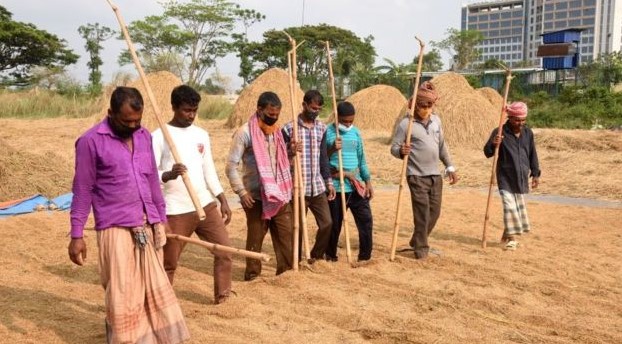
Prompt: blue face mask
<box><xmin>338</xmin><ymin>123</ymin><xmax>352</xmax><ymax>132</ymax></box>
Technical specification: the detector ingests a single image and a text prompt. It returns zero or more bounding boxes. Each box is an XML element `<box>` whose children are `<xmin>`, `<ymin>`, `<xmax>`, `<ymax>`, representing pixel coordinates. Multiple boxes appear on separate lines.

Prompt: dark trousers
<box><xmin>163</xmin><ymin>202</ymin><xmax>232</xmax><ymax>303</ymax></box>
<box><xmin>327</xmin><ymin>192</ymin><xmax>373</xmax><ymax>261</ymax></box>
<box><xmin>243</xmin><ymin>201</ymin><xmax>293</xmax><ymax>280</ymax></box>
<box><xmin>296</xmin><ymin>193</ymin><xmax>333</xmax><ymax>260</ymax></box>
<box><xmin>407</xmin><ymin>175</ymin><xmax>443</xmax><ymax>259</ymax></box>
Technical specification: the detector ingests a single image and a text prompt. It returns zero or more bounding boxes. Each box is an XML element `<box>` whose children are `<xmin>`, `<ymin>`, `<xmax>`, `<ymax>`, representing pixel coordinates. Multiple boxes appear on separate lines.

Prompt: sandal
<box><xmin>504</xmin><ymin>240</ymin><xmax>519</xmax><ymax>251</ymax></box>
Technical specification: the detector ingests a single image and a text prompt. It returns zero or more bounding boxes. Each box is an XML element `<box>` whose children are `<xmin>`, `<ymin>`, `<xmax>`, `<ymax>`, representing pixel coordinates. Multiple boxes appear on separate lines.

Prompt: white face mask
<box><xmin>338</xmin><ymin>123</ymin><xmax>352</xmax><ymax>132</ymax></box>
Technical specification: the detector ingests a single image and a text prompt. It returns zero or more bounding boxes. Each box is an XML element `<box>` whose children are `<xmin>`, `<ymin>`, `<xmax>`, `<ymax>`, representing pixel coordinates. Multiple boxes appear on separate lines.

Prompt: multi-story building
<box><xmin>461</xmin><ymin>0</ymin><xmax>622</xmax><ymax>68</ymax></box>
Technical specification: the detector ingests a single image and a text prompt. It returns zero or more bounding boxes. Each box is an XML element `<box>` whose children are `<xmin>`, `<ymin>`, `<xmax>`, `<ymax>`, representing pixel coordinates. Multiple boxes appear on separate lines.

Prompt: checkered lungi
<box><xmin>500</xmin><ymin>190</ymin><xmax>530</xmax><ymax>236</ymax></box>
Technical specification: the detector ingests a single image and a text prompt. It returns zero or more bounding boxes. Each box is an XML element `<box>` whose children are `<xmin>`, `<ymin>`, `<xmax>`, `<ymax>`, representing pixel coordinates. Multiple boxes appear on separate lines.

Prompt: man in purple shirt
<box><xmin>68</xmin><ymin>87</ymin><xmax>189</xmax><ymax>343</ymax></box>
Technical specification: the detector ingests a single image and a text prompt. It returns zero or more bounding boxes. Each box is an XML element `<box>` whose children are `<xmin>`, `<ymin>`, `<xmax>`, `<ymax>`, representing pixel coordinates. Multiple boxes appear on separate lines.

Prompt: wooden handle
<box><xmin>167</xmin><ymin>234</ymin><xmax>270</xmax><ymax>262</ymax></box>
<box><xmin>106</xmin><ymin>0</ymin><xmax>205</xmax><ymax>220</ymax></box>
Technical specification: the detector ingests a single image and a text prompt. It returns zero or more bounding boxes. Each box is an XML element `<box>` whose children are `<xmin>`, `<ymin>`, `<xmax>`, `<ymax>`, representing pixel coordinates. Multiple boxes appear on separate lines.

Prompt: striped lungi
<box><xmin>97</xmin><ymin>225</ymin><xmax>190</xmax><ymax>344</ymax></box>
<box><xmin>499</xmin><ymin>190</ymin><xmax>530</xmax><ymax>236</ymax></box>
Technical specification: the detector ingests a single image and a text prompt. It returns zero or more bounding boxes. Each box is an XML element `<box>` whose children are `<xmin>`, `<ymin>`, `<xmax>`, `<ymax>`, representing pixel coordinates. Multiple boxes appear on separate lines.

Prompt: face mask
<box><xmin>338</xmin><ymin>123</ymin><xmax>352</xmax><ymax>132</ymax></box>
<box><xmin>307</xmin><ymin>110</ymin><xmax>320</xmax><ymax>121</ymax></box>
<box><xmin>259</xmin><ymin>112</ymin><xmax>278</xmax><ymax>126</ymax></box>
<box><xmin>109</xmin><ymin>117</ymin><xmax>141</xmax><ymax>139</ymax></box>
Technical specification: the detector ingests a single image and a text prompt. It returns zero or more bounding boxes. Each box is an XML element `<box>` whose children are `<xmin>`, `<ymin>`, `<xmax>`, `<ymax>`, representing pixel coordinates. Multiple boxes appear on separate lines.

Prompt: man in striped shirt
<box><xmin>283</xmin><ymin>90</ymin><xmax>335</xmax><ymax>263</ymax></box>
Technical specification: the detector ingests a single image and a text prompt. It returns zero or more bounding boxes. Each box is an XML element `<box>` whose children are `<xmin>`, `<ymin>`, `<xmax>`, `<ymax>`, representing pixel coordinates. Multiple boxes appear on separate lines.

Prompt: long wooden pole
<box><xmin>166</xmin><ymin>234</ymin><xmax>270</xmax><ymax>262</ymax></box>
<box><xmin>286</xmin><ymin>49</ymin><xmax>300</xmax><ymax>271</ymax></box>
<box><xmin>106</xmin><ymin>0</ymin><xmax>205</xmax><ymax>220</ymax></box>
<box><xmin>482</xmin><ymin>67</ymin><xmax>513</xmax><ymax>248</ymax></box>
<box><xmin>389</xmin><ymin>37</ymin><xmax>425</xmax><ymax>261</ymax></box>
<box><xmin>325</xmin><ymin>41</ymin><xmax>352</xmax><ymax>263</ymax></box>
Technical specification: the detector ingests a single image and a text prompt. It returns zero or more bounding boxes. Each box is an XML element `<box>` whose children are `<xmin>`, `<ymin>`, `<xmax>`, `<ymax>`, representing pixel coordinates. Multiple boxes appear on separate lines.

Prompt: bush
<box><xmin>0</xmin><ymin>89</ymin><xmax>101</xmax><ymax>118</ymax></box>
<box><xmin>198</xmin><ymin>95</ymin><xmax>234</xmax><ymax>120</ymax></box>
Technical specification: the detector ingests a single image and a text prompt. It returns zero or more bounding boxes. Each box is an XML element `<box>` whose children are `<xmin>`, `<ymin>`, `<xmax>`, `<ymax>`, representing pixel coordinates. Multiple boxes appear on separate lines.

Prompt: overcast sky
<box><xmin>4</xmin><ymin>0</ymin><xmax>467</xmax><ymax>91</ymax></box>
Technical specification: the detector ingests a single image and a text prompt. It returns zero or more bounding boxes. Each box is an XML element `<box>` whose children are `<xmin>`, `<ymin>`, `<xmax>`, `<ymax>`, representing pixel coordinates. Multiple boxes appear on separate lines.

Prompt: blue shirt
<box><xmin>325</xmin><ymin>124</ymin><xmax>371</xmax><ymax>193</ymax></box>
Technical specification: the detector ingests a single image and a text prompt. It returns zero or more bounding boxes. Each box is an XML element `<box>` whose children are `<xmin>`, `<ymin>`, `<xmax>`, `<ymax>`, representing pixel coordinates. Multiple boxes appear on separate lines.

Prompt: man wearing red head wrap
<box><xmin>390</xmin><ymin>81</ymin><xmax>459</xmax><ymax>260</ymax></box>
<box><xmin>484</xmin><ymin>101</ymin><xmax>541</xmax><ymax>251</ymax></box>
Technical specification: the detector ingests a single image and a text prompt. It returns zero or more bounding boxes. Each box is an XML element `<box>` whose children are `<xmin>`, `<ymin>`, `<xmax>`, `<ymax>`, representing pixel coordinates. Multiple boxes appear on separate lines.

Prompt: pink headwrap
<box><xmin>416</xmin><ymin>81</ymin><xmax>439</xmax><ymax>104</ymax></box>
<box><xmin>506</xmin><ymin>101</ymin><xmax>528</xmax><ymax>118</ymax></box>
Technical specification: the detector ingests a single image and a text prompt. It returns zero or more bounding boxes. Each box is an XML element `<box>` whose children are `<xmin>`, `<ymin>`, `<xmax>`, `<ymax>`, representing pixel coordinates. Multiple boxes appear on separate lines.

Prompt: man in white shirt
<box><xmin>152</xmin><ymin>85</ymin><xmax>233</xmax><ymax>304</ymax></box>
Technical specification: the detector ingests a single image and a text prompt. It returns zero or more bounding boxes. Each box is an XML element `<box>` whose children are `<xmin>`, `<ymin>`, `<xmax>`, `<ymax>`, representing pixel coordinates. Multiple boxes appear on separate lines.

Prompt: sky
<box><xmin>3</xmin><ymin>0</ymin><xmax>467</xmax><ymax>91</ymax></box>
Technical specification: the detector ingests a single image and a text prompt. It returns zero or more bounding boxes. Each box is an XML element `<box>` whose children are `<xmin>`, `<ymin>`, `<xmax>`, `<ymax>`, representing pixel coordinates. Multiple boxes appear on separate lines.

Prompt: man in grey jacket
<box><xmin>390</xmin><ymin>82</ymin><xmax>459</xmax><ymax>259</ymax></box>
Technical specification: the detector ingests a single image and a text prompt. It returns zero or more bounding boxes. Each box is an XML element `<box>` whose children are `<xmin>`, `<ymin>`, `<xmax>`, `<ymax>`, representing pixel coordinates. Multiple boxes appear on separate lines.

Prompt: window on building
<box><xmin>570</xmin><ymin>0</ymin><xmax>581</xmax><ymax>7</ymax></box>
<box><xmin>490</xmin><ymin>13</ymin><xmax>500</xmax><ymax>20</ymax></box>
<box><xmin>555</xmin><ymin>12</ymin><xmax>567</xmax><ymax>19</ymax></box>
<box><xmin>479</xmin><ymin>14</ymin><xmax>489</xmax><ymax>21</ymax></box>
<box><xmin>501</xmin><ymin>12</ymin><xmax>512</xmax><ymax>19</ymax></box>
<box><xmin>544</xmin><ymin>22</ymin><xmax>553</xmax><ymax>30</ymax></box>
<box><xmin>545</xmin><ymin>13</ymin><xmax>554</xmax><ymax>20</ymax></box>
<box><xmin>501</xmin><ymin>29</ymin><xmax>511</xmax><ymax>36</ymax></box>
<box><xmin>568</xmin><ymin>19</ymin><xmax>581</xmax><ymax>26</ymax></box>
<box><xmin>469</xmin><ymin>15</ymin><xmax>478</xmax><ymax>22</ymax></box>
<box><xmin>512</xmin><ymin>19</ymin><xmax>522</xmax><ymax>26</ymax></box>
<box><xmin>569</xmin><ymin>10</ymin><xmax>581</xmax><ymax>18</ymax></box>
<box><xmin>556</xmin><ymin>2</ymin><xmax>568</xmax><ymax>10</ymax></box>
<box><xmin>490</xmin><ymin>21</ymin><xmax>500</xmax><ymax>28</ymax></box>
<box><xmin>513</xmin><ymin>10</ymin><xmax>523</xmax><ymax>18</ymax></box>
<box><xmin>555</xmin><ymin>21</ymin><xmax>567</xmax><ymax>28</ymax></box>
<box><xmin>582</xmin><ymin>17</ymin><xmax>595</xmax><ymax>25</ymax></box>
<box><xmin>469</xmin><ymin>24</ymin><xmax>477</xmax><ymax>30</ymax></box>
<box><xmin>545</xmin><ymin>4</ymin><xmax>554</xmax><ymax>11</ymax></box>
<box><xmin>583</xmin><ymin>0</ymin><xmax>596</xmax><ymax>6</ymax></box>
<box><xmin>501</xmin><ymin>20</ymin><xmax>511</xmax><ymax>27</ymax></box>
<box><xmin>583</xmin><ymin>8</ymin><xmax>595</xmax><ymax>16</ymax></box>
<box><xmin>513</xmin><ymin>28</ymin><xmax>522</xmax><ymax>35</ymax></box>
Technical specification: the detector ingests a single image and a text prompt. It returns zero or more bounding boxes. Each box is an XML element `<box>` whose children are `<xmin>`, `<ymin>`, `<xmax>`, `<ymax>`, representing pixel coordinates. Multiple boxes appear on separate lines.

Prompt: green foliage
<box><xmin>120</xmin><ymin>0</ymin><xmax>263</xmax><ymax>87</ymax></box>
<box><xmin>0</xmin><ymin>89</ymin><xmax>101</xmax><ymax>118</ymax></box>
<box><xmin>417</xmin><ymin>48</ymin><xmax>444</xmax><ymax>72</ymax></box>
<box><xmin>198</xmin><ymin>95</ymin><xmax>233</xmax><ymax>119</ymax></box>
<box><xmin>464</xmin><ymin>74</ymin><xmax>482</xmax><ymax>88</ymax></box>
<box><xmin>0</xmin><ymin>5</ymin><xmax>78</xmax><ymax>86</ymax></box>
<box><xmin>576</xmin><ymin>51</ymin><xmax>622</xmax><ymax>87</ymax></box>
<box><xmin>78</xmin><ymin>23</ymin><xmax>114</xmax><ymax>95</ymax></box>
<box><xmin>432</xmin><ymin>29</ymin><xmax>483</xmax><ymax>71</ymax></box>
<box><xmin>241</xmin><ymin>24</ymin><xmax>376</xmax><ymax>96</ymax></box>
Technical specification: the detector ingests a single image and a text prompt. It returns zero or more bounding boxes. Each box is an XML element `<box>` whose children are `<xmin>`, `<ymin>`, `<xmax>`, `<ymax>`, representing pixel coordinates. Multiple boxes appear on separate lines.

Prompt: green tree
<box><xmin>243</xmin><ymin>24</ymin><xmax>376</xmax><ymax>94</ymax></box>
<box><xmin>0</xmin><ymin>5</ymin><xmax>78</xmax><ymax>86</ymax></box>
<box><xmin>414</xmin><ymin>48</ymin><xmax>444</xmax><ymax>72</ymax></box>
<box><xmin>78</xmin><ymin>23</ymin><xmax>114</xmax><ymax>94</ymax></box>
<box><xmin>432</xmin><ymin>28</ymin><xmax>483</xmax><ymax>71</ymax></box>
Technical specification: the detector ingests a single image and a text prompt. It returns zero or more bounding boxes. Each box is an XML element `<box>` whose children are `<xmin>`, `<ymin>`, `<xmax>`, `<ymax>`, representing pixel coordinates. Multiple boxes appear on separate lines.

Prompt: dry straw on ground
<box><xmin>93</xmin><ymin>71</ymin><xmax>183</xmax><ymax>131</ymax></box>
<box><xmin>390</xmin><ymin>72</ymin><xmax>498</xmax><ymax>150</ymax></box>
<box><xmin>327</xmin><ymin>85</ymin><xmax>406</xmax><ymax>131</ymax></box>
<box><xmin>0</xmin><ymin>137</ymin><xmax>72</xmax><ymax>200</ymax></box>
<box><xmin>226</xmin><ymin>68</ymin><xmax>304</xmax><ymax>128</ymax></box>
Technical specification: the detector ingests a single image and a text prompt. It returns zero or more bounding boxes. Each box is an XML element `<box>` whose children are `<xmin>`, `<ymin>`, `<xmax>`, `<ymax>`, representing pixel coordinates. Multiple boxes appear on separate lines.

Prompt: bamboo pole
<box><xmin>166</xmin><ymin>234</ymin><xmax>270</xmax><ymax>262</ymax></box>
<box><xmin>482</xmin><ymin>67</ymin><xmax>513</xmax><ymax>248</ymax></box>
<box><xmin>106</xmin><ymin>0</ymin><xmax>205</xmax><ymax>220</ymax></box>
<box><xmin>325</xmin><ymin>41</ymin><xmax>352</xmax><ymax>263</ymax></box>
<box><xmin>286</xmin><ymin>49</ymin><xmax>300</xmax><ymax>271</ymax></box>
<box><xmin>389</xmin><ymin>37</ymin><xmax>425</xmax><ymax>261</ymax></box>
<box><xmin>285</xmin><ymin>32</ymin><xmax>311</xmax><ymax>264</ymax></box>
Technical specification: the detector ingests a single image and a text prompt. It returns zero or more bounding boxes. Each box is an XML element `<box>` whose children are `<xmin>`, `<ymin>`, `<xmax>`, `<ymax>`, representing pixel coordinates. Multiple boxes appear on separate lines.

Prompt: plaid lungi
<box><xmin>97</xmin><ymin>225</ymin><xmax>190</xmax><ymax>344</ymax></box>
<box><xmin>500</xmin><ymin>190</ymin><xmax>530</xmax><ymax>236</ymax></box>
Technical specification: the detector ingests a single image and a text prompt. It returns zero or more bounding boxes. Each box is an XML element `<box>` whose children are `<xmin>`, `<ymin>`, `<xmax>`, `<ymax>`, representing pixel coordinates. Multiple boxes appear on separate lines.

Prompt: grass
<box><xmin>199</xmin><ymin>94</ymin><xmax>234</xmax><ymax>120</ymax></box>
<box><xmin>0</xmin><ymin>89</ymin><xmax>103</xmax><ymax>119</ymax></box>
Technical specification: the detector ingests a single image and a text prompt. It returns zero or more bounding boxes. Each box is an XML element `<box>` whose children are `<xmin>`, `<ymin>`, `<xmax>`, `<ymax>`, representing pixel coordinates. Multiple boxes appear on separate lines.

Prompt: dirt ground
<box><xmin>0</xmin><ymin>118</ymin><xmax>620</xmax><ymax>343</ymax></box>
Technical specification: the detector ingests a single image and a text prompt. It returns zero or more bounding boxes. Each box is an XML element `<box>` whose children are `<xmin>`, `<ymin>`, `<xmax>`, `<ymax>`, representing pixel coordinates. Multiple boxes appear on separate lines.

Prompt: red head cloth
<box><xmin>416</xmin><ymin>81</ymin><xmax>439</xmax><ymax>105</ymax></box>
<box><xmin>506</xmin><ymin>101</ymin><xmax>528</xmax><ymax>118</ymax></box>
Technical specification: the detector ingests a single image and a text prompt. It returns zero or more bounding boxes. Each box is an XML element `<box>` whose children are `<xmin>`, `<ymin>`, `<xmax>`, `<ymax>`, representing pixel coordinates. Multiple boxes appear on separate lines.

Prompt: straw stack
<box><xmin>477</xmin><ymin>87</ymin><xmax>504</xmax><ymax>113</ymax></box>
<box><xmin>389</xmin><ymin>72</ymin><xmax>498</xmax><ymax>149</ymax></box>
<box><xmin>226</xmin><ymin>68</ymin><xmax>304</xmax><ymax>128</ymax></box>
<box><xmin>94</xmin><ymin>71</ymin><xmax>184</xmax><ymax>131</ymax></box>
<box><xmin>328</xmin><ymin>85</ymin><xmax>406</xmax><ymax>131</ymax></box>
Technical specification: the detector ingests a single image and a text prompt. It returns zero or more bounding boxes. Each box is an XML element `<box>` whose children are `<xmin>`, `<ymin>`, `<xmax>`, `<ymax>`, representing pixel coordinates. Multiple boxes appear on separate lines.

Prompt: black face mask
<box><xmin>259</xmin><ymin>112</ymin><xmax>278</xmax><ymax>126</ymax></box>
<box><xmin>306</xmin><ymin>110</ymin><xmax>320</xmax><ymax>121</ymax></box>
<box><xmin>108</xmin><ymin>117</ymin><xmax>141</xmax><ymax>139</ymax></box>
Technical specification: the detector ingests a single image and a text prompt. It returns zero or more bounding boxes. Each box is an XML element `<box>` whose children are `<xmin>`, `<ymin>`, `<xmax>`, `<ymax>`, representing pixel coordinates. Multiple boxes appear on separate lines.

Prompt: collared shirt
<box><xmin>282</xmin><ymin>116</ymin><xmax>332</xmax><ymax>197</ymax></box>
<box><xmin>325</xmin><ymin>124</ymin><xmax>371</xmax><ymax>193</ymax></box>
<box><xmin>390</xmin><ymin>114</ymin><xmax>455</xmax><ymax>176</ymax></box>
<box><xmin>226</xmin><ymin>122</ymin><xmax>278</xmax><ymax>200</ymax></box>
<box><xmin>484</xmin><ymin>122</ymin><xmax>541</xmax><ymax>194</ymax></box>
<box><xmin>152</xmin><ymin>124</ymin><xmax>224</xmax><ymax>215</ymax></box>
<box><xmin>70</xmin><ymin>119</ymin><xmax>167</xmax><ymax>238</ymax></box>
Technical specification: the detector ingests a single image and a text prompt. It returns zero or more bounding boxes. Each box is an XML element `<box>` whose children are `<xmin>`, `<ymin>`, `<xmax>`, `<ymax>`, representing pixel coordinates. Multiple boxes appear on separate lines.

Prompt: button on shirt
<box><xmin>70</xmin><ymin>119</ymin><xmax>167</xmax><ymax>238</ymax></box>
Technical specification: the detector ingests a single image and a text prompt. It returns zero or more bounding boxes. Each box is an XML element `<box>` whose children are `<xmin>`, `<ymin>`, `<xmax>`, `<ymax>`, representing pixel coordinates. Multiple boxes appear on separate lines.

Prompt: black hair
<box><xmin>303</xmin><ymin>89</ymin><xmax>324</xmax><ymax>106</ymax></box>
<box><xmin>337</xmin><ymin>101</ymin><xmax>355</xmax><ymax>116</ymax></box>
<box><xmin>257</xmin><ymin>91</ymin><xmax>281</xmax><ymax>109</ymax></box>
<box><xmin>110</xmin><ymin>87</ymin><xmax>143</xmax><ymax>114</ymax></box>
<box><xmin>171</xmin><ymin>85</ymin><xmax>201</xmax><ymax>108</ymax></box>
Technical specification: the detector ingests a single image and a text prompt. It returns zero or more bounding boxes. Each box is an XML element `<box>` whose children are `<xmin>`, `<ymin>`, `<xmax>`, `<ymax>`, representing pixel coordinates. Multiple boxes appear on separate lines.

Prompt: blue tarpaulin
<box><xmin>50</xmin><ymin>193</ymin><xmax>73</xmax><ymax>211</ymax></box>
<box><xmin>0</xmin><ymin>194</ymin><xmax>50</xmax><ymax>218</ymax></box>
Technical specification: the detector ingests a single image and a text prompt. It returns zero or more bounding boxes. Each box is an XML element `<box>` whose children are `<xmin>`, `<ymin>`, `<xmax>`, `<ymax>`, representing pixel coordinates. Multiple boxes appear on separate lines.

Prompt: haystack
<box><xmin>226</xmin><ymin>68</ymin><xmax>304</xmax><ymax>128</ymax></box>
<box><xmin>0</xmin><ymin>138</ymin><xmax>72</xmax><ymax>200</ymax></box>
<box><xmin>477</xmin><ymin>87</ymin><xmax>504</xmax><ymax>112</ymax></box>
<box><xmin>328</xmin><ymin>85</ymin><xmax>406</xmax><ymax>131</ymax></box>
<box><xmin>94</xmin><ymin>71</ymin><xmax>184</xmax><ymax>131</ymax></box>
<box><xmin>389</xmin><ymin>72</ymin><xmax>498</xmax><ymax>149</ymax></box>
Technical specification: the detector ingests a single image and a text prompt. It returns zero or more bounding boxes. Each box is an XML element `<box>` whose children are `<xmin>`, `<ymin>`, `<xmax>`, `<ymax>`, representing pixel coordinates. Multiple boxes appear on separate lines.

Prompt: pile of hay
<box><xmin>94</xmin><ymin>71</ymin><xmax>184</xmax><ymax>131</ymax></box>
<box><xmin>0</xmin><ymin>138</ymin><xmax>72</xmax><ymax>200</ymax></box>
<box><xmin>226</xmin><ymin>68</ymin><xmax>304</xmax><ymax>128</ymax></box>
<box><xmin>535</xmin><ymin>128</ymin><xmax>622</xmax><ymax>152</ymax></box>
<box><xmin>329</xmin><ymin>85</ymin><xmax>406</xmax><ymax>131</ymax></box>
<box><xmin>477</xmin><ymin>87</ymin><xmax>504</xmax><ymax>112</ymax></box>
<box><xmin>390</xmin><ymin>72</ymin><xmax>498</xmax><ymax>149</ymax></box>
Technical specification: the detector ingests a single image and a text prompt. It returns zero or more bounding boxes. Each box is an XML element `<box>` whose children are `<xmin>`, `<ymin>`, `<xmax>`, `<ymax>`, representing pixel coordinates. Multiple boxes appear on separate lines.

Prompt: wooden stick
<box><xmin>325</xmin><ymin>41</ymin><xmax>352</xmax><ymax>263</ymax></box>
<box><xmin>286</xmin><ymin>49</ymin><xmax>300</xmax><ymax>271</ymax></box>
<box><xmin>166</xmin><ymin>234</ymin><xmax>270</xmax><ymax>262</ymax></box>
<box><xmin>106</xmin><ymin>0</ymin><xmax>205</xmax><ymax>220</ymax></box>
<box><xmin>285</xmin><ymin>32</ymin><xmax>311</xmax><ymax>264</ymax></box>
<box><xmin>389</xmin><ymin>37</ymin><xmax>425</xmax><ymax>261</ymax></box>
<box><xmin>482</xmin><ymin>67</ymin><xmax>513</xmax><ymax>248</ymax></box>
